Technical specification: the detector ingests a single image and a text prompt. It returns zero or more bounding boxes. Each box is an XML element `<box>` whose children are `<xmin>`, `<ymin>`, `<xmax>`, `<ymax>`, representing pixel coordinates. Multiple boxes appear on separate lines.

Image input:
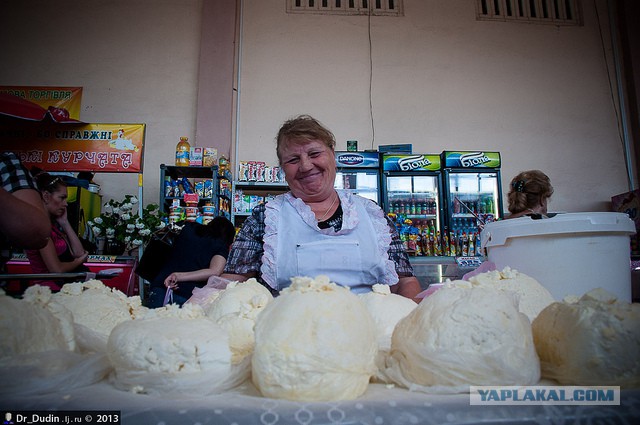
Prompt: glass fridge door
<box><xmin>335</xmin><ymin>169</ymin><xmax>379</xmax><ymax>204</ymax></box>
<box><xmin>448</xmin><ymin>172</ymin><xmax>500</xmax><ymax>255</ymax></box>
<box><xmin>385</xmin><ymin>174</ymin><xmax>441</xmax><ymax>256</ymax></box>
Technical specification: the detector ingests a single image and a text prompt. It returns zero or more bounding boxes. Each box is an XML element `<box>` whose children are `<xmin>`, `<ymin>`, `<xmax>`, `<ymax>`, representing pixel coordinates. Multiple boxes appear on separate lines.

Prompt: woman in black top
<box><xmin>147</xmin><ymin>216</ymin><xmax>235</xmax><ymax>307</ymax></box>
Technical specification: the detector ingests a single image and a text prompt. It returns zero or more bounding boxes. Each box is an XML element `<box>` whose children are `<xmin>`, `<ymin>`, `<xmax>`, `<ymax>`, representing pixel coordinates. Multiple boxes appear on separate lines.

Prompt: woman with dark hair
<box><xmin>146</xmin><ymin>216</ymin><xmax>236</xmax><ymax>307</ymax></box>
<box><xmin>25</xmin><ymin>170</ymin><xmax>89</xmax><ymax>290</ymax></box>
<box><xmin>507</xmin><ymin>170</ymin><xmax>554</xmax><ymax>219</ymax></box>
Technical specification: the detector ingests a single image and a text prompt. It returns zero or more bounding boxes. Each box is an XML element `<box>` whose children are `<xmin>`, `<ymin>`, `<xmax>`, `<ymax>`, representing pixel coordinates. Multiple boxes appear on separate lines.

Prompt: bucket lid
<box><xmin>481</xmin><ymin>212</ymin><xmax>636</xmax><ymax>248</ymax></box>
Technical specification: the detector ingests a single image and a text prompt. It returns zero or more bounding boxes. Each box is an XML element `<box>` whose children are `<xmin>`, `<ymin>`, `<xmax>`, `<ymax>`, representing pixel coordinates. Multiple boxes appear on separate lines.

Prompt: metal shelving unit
<box><xmin>160</xmin><ymin>164</ymin><xmax>230</xmax><ymax>220</ymax></box>
<box><xmin>231</xmin><ymin>181</ymin><xmax>289</xmax><ymax>226</ymax></box>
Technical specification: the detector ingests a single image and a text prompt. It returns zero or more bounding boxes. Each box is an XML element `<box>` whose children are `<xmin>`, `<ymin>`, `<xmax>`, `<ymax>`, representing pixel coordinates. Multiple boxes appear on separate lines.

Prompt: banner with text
<box><xmin>0</xmin><ymin>122</ymin><xmax>145</xmax><ymax>173</ymax></box>
<box><xmin>0</xmin><ymin>86</ymin><xmax>83</xmax><ymax>120</ymax></box>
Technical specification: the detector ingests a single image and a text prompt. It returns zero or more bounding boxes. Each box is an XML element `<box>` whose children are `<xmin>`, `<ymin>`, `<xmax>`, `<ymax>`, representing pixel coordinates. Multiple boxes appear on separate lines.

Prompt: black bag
<box><xmin>135</xmin><ymin>227</ymin><xmax>180</xmax><ymax>281</ymax></box>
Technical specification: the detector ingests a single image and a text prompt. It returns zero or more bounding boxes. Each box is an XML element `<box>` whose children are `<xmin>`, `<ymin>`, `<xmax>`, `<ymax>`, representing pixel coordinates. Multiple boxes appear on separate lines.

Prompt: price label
<box><xmin>456</xmin><ymin>256</ymin><xmax>483</xmax><ymax>269</ymax></box>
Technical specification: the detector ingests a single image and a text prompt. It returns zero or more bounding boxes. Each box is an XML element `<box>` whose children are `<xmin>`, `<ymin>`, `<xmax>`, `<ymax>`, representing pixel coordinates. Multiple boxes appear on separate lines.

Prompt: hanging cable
<box><xmin>367</xmin><ymin>1</ymin><xmax>375</xmax><ymax>149</ymax></box>
<box><xmin>595</xmin><ymin>0</ymin><xmax>635</xmax><ymax>189</ymax></box>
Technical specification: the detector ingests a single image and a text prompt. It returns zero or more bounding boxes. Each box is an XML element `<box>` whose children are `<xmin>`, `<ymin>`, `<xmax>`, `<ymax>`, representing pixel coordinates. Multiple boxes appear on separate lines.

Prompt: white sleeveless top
<box><xmin>260</xmin><ymin>190</ymin><xmax>398</xmax><ymax>292</ymax></box>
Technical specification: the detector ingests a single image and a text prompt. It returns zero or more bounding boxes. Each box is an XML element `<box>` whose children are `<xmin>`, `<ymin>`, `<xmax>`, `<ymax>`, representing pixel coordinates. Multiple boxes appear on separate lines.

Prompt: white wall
<box><xmin>237</xmin><ymin>0</ymin><xmax>631</xmax><ymax>213</ymax></box>
<box><xmin>1</xmin><ymin>0</ymin><xmax>632</xmax><ymax>214</ymax></box>
<box><xmin>0</xmin><ymin>0</ymin><xmax>203</xmax><ymax>206</ymax></box>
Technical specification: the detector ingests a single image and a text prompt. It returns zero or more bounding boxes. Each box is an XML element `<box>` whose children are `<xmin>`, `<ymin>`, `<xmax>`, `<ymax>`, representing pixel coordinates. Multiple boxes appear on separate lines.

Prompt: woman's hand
<box><xmin>164</xmin><ymin>273</ymin><xmax>180</xmax><ymax>289</ymax></box>
<box><xmin>78</xmin><ymin>250</ymin><xmax>89</xmax><ymax>263</ymax></box>
<box><xmin>56</xmin><ymin>207</ymin><xmax>70</xmax><ymax>227</ymax></box>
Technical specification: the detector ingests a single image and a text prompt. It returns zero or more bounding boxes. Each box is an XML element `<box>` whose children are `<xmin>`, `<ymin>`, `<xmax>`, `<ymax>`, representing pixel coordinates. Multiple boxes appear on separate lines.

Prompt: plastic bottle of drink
<box><xmin>175</xmin><ymin>136</ymin><xmax>190</xmax><ymax>166</ymax></box>
<box><xmin>486</xmin><ymin>197</ymin><xmax>494</xmax><ymax>214</ymax></box>
<box><xmin>461</xmin><ymin>232</ymin><xmax>469</xmax><ymax>256</ymax></box>
<box><xmin>449</xmin><ymin>231</ymin><xmax>457</xmax><ymax>257</ymax></box>
<box><xmin>434</xmin><ymin>231</ymin><xmax>441</xmax><ymax>256</ymax></box>
<box><xmin>442</xmin><ymin>229</ymin><xmax>450</xmax><ymax>257</ymax></box>
<box><xmin>219</xmin><ymin>155</ymin><xmax>230</xmax><ymax>173</ymax></box>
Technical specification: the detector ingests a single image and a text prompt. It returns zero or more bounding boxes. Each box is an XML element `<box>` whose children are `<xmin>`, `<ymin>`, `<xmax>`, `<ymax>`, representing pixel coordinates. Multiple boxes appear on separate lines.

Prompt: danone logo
<box><xmin>398</xmin><ymin>155</ymin><xmax>432</xmax><ymax>171</ymax></box>
<box><xmin>460</xmin><ymin>152</ymin><xmax>490</xmax><ymax>167</ymax></box>
<box><xmin>337</xmin><ymin>153</ymin><xmax>364</xmax><ymax>166</ymax></box>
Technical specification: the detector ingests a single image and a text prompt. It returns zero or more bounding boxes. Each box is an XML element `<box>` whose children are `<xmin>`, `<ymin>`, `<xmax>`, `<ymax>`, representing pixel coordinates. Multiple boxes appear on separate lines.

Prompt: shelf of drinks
<box><xmin>400</xmin><ymin>214</ymin><xmax>438</xmax><ymax>220</ymax></box>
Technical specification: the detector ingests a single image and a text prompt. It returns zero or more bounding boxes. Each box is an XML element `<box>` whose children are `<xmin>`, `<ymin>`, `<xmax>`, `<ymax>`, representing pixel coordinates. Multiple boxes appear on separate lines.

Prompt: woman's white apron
<box><xmin>260</xmin><ymin>191</ymin><xmax>398</xmax><ymax>292</ymax></box>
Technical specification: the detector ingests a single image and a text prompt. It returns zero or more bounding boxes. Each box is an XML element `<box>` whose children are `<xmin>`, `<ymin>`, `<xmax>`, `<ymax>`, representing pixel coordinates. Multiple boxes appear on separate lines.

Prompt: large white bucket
<box><xmin>481</xmin><ymin>212</ymin><xmax>636</xmax><ymax>301</ymax></box>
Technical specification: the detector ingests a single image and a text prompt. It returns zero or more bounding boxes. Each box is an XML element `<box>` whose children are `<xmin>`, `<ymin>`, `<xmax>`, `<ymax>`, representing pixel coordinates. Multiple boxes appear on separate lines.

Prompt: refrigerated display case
<box><xmin>334</xmin><ymin>151</ymin><xmax>381</xmax><ymax>204</ymax></box>
<box><xmin>381</xmin><ymin>154</ymin><xmax>443</xmax><ymax>257</ymax></box>
<box><xmin>441</xmin><ymin>151</ymin><xmax>503</xmax><ymax>257</ymax></box>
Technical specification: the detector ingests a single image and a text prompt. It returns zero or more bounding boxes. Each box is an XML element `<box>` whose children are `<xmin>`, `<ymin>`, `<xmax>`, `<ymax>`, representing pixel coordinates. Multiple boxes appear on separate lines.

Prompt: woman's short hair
<box><xmin>276</xmin><ymin>114</ymin><xmax>336</xmax><ymax>164</ymax></box>
<box><xmin>507</xmin><ymin>170</ymin><xmax>554</xmax><ymax>214</ymax></box>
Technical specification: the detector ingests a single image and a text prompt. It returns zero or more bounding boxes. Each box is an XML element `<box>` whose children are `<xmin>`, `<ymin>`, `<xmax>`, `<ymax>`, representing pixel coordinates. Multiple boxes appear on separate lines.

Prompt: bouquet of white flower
<box><xmin>87</xmin><ymin>195</ymin><xmax>166</xmax><ymax>254</ymax></box>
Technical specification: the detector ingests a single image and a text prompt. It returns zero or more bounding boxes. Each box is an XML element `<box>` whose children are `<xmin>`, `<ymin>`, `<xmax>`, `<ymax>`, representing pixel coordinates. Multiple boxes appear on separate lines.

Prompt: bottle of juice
<box><xmin>175</xmin><ymin>136</ymin><xmax>190</xmax><ymax>166</ymax></box>
<box><xmin>218</xmin><ymin>154</ymin><xmax>229</xmax><ymax>173</ymax></box>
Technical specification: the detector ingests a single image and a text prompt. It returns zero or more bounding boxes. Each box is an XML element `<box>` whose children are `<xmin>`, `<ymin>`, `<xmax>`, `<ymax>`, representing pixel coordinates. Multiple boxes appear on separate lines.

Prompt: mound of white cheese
<box><xmin>385</xmin><ymin>284</ymin><xmax>540</xmax><ymax>393</ymax></box>
<box><xmin>532</xmin><ymin>288</ymin><xmax>640</xmax><ymax>387</ymax></box>
<box><xmin>252</xmin><ymin>275</ymin><xmax>377</xmax><ymax>401</ymax></box>
<box><xmin>464</xmin><ymin>267</ymin><xmax>555</xmax><ymax>321</ymax></box>
<box><xmin>0</xmin><ymin>288</ymin><xmax>72</xmax><ymax>362</ymax></box>
<box><xmin>108</xmin><ymin>302</ymin><xmax>248</xmax><ymax>395</ymax></box>
<box><xmin>358</xmin><ymin>284</ymin><xmax>416</xmax><ymax>382</ymax></box>
<box><xmin>205</xmin><ymin>278</ymin><xmax>273</xmax><ymax>362</ymax></box>
<box><xmin>51</xmin><ymin>280</ymin><xmax>145</xmax><ymax>353</ymax></box>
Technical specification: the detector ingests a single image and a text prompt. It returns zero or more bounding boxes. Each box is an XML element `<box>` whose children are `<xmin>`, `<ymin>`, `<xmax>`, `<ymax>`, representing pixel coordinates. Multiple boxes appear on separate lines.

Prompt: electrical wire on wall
<box><xmin>367</xmin><ymin>1</ymin><xmax>375</xmax><ymax>150</ymax></box>
<box><xmin>595</xmin><ymin>0</ymin><xmax>636</xmax><ymax>190</ymax></box>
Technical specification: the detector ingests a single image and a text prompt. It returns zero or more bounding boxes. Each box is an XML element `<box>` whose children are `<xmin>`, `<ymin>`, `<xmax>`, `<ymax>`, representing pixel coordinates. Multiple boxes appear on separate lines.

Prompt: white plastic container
<box><xmin>481</xmin><ymin>212</ymin><xmax>636</xmax><ymax>301</ymax></box>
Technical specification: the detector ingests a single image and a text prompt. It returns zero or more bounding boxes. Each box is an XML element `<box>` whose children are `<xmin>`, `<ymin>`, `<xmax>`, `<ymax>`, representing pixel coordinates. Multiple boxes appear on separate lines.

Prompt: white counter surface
<box><xmin>2</xmin><ymin>380</ymin><xmax>638</xmax><ymax>425</ymax></box>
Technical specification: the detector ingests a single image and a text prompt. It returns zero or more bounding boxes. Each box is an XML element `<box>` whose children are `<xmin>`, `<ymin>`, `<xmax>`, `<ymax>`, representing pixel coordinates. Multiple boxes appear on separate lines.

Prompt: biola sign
<box><xmin>469</xmin><ymin>386</ymin><xmax>620</xmax><ymax>405</ymax></box>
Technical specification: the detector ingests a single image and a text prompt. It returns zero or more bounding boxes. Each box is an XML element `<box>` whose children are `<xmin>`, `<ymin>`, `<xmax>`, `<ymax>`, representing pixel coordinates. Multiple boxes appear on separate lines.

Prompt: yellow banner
<box><xmin>0</xmin><ymin>86</ymin><xmax>82</xmax><ymax>120</ymax></box>
<box><xmin>0</xmin><ymin>122</ymin><xmax>145</xmax><ymax>173</ymax></box>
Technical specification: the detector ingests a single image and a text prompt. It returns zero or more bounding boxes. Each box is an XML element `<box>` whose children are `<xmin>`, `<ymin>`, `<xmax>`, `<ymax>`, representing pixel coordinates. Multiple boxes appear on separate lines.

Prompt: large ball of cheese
<box><xmin>532</xmin><ymin>288</ymin><xmax>640</xmax><ymax>387</ymax></box>
<box><xmin>51</xmin><ymin>280</ymin><xmax>142</xmax><ymax>352</ymax></box>
<box><xmin>385</xmin><ymin>285</ymin><xmax>540</xmax><ymax>393</ymax></box>
<box><xmin>358</xmin><ymin>284</ymin><xmax>417</xmax><ymax>382</ymax></box>
<box><xmin>251</xmin><ymin>276</ymin><xmax>377</xmax><ymax>401</ymax></box>
<box><xmin>0</xmin><ymin>290</ymin><xmax>71</xmax><ymax>361</ymax></box>
<box><xmin>205</xmin><ymin>279</ymin><xmax>273</xmax><ymax>362</ymax></box>
<box><xmin>465</xmin><ymin>267</ymin><xmax>555</xmax><ymax>321</ymax></box>
<box><xmin>108</xmin><ymin>304</ymin><xmax>248</xmax><ymax>395</ymax></box>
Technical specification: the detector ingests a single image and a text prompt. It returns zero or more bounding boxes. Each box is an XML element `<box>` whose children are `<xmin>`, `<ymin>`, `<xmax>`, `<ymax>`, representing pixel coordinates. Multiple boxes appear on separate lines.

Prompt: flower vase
<box><xmin>104</xmin><ymin>240</ymin><xmax>126</xmax><ymax>256</ymax></box>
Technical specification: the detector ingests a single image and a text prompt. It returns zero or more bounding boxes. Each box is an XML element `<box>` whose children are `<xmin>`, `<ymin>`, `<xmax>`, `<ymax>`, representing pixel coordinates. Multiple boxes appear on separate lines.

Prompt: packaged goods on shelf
<box><xmin>219</xmin><ymin>179</ymin><xmax>232</xmax><ymax>199</ymax></box>
<box><xmin>189</xmin><ymin>147</ymin><xmax>203</xmax><ymax>166</ymax></box>
<box><xmin>203</xmin><ymin>148</ymin><xmax>218</xmax><ymax>167</ymax></box>
<box><xmin>204</xmin><ymin>179</ymin><xmax>214</xmax><ymax>198</ymax></box>
<box><xmin>233</xmin><ymin>190</ymin><xmax>244</xmax><ymax>214</ymax></box>
<box><xmin>238</xmin><ymin>161</ymin><xmax>285</xmax><ymax>183</ymax></box>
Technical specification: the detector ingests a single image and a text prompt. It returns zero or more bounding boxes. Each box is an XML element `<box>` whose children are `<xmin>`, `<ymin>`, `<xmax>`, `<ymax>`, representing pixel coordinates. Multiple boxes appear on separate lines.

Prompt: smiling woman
<box><xmin>222</xmin><ymin>115</ymin><xmax>422</xmax><ymax>302</ymax></box>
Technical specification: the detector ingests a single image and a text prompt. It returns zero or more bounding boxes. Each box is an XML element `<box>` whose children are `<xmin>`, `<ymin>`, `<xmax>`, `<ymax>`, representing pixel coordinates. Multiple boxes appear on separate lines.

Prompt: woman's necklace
<box><xmin>317</xmin><ymin>192</ymin><xmax>338</xmax><ymax>222</ymax></box>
